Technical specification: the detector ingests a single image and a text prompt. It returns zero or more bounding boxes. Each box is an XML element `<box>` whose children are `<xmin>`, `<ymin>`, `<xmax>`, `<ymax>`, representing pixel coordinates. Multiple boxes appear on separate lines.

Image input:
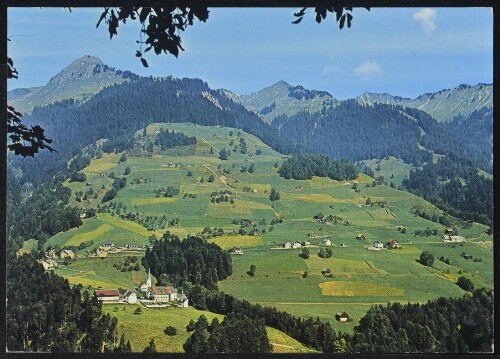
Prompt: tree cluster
<box><xmin>141</xmin><ymin>232</ymin><xmax>232</xmax><ymax>289</ymax></box>
<box><xmin>154</xmin><ymin>128</ymin><xmax>196</xmax><ymax>150</ymax></box>
<box><xmin>278</xmin><ymin>153</ymin><xmax>358</xmax><ymax>181</ymax></box>
<box><xmin>351</xmin><ymin>289</ymin><xmax>493</xmax><ymax>352</ymax></box>
<box><xmin>6</xmin><ymin>254</ymin><xmax>122</xmax><ymax>352</ymax></box>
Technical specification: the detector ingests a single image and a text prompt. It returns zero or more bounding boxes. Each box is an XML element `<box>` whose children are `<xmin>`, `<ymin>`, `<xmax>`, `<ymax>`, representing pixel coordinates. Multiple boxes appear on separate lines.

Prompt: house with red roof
<box><xmin>94</xmin><ymin>289</ymin><xmax>120</xmax><ymax>303</ymax></box>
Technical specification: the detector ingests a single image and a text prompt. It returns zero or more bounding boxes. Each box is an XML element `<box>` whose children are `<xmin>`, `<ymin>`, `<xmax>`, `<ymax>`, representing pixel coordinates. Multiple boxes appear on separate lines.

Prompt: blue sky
<box><xmin>7</xmin><ymin>7</ymin><xmax>493</xmax><ymax>99</ymax></box>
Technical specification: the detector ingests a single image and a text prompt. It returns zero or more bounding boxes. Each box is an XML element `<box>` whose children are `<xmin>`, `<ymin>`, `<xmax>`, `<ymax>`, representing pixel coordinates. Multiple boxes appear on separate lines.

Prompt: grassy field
<box><xmin>103</xmin><ymin>304</ymin><xmax>314</xmax><ymax>353</ymax></box>
<box><xmin>47</xmin><ymin>123</ymin><xmax>492</xmax><ymax>344</ymax></box>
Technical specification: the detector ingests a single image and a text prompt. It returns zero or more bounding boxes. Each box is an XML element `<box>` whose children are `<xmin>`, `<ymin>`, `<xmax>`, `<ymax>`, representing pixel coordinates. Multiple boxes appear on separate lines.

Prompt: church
<box><xmin>138</xmin><ymin>268</ymin><xmax>188</xmax><ymax>307</ymax></box>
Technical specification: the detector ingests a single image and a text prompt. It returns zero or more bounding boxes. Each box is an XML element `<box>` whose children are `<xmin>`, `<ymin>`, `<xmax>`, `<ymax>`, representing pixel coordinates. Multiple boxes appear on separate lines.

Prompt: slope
<box><xmin>42</xmin><ymin>123</ymin><xmax>492</xmax><ymax>337</ymax></box>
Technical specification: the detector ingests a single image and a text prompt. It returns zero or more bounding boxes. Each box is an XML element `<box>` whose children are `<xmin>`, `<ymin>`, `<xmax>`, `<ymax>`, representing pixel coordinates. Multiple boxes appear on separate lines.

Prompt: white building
<box><xmin>139</xmin><ymin>268</ymin><xmax>153</xmax><ymax>292</ymax></box>
<box><xmin>283</xmin><ymin>242</ymin><xmax>292</xmax><ymax>249</ymax></box>
<box><xmin>373</xmin><ymin>241</ymin><xmax>384</xmax><ymax>249</ymax></box>
<box><xmin>322</xmin><ymin>239</ymin><xmax>332</xmax><ymax>246</ymax></box>
<box><xmin>292</xmin><ymin>242</ymin><xmax>302</xmax><ymax>249</ymax></box>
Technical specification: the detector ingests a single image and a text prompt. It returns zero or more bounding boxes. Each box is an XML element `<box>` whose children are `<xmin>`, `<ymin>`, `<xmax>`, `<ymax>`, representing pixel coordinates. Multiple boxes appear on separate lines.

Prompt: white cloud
<box><xmin>353</xmin><ymin>61</ymin><xmax>384</xmax><ymax>80</ymax></box>
<box><xmin>413</xmin><ymin>8</ymin><xmax>437</xmax><ymax>34</ymax></box>
<box><xmin>322</xmin><ymin>65</ymin><xmax>340</xmax><ymax>74</ymax></box>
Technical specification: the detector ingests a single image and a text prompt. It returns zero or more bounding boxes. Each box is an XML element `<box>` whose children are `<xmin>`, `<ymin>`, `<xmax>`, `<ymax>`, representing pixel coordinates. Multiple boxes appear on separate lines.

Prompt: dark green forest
<box><xmin>141</xmin><ymin>232</ymin><xmax>233</xmax><ymax>290</ymax></box>
<box><xmin>154</xmin><ymin>128</ymin><xmax>196</xmax><ymax>150</ymax></box>
<box><xmin>278</xmin><ymin>153</ymin><xmax>359</xmax><ymax>181</ymax></box>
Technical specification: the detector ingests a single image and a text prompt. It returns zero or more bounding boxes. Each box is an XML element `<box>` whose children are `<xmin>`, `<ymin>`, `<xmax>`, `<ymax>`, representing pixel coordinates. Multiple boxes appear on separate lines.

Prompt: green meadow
<box><xmin>45</xmin><ymin>123</ymin><xmax>492</xmax><ymax>343</ymax></box>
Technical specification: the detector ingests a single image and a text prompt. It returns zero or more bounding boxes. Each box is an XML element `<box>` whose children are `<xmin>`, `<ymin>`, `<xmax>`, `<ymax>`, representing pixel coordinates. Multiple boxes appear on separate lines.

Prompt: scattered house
<box><xmin>386</xmin><ymin>239</ymin><xmax>401</xmax><ymax>249</ymax></box>
<box><xmin>94</xmin><ymin>289</ymin><xmax>121</xmax><ymax>303</ymax></box>
<box><xmin>294</xmin><ymin>185</ymin><xmax>303</xmax><ymax>191</ymax></box>
<box><xmin>46</xmin><ymin>249</ymin><xmax>57</xmax><ymax>259</ymax></box>
<box><xmin>97</xmin><ymin>172</ymin><xmax>106</xmax><ymax>177</ymax></box>
<box><xmin>124</xmin><ymin>290</ymin><xmax>137</xmax><ymax>304</ymax></box>
<box><xmin>126</xmin><ymin>244</ymin><xmax>139</xmax><ymax>249</ymax></box>
<box><xmin>249</xmin><ymin>228</ymin><xmax>260</xmax><ymax>236</ymax></box>
<box><xmin>451</xmin><ymin>235</ymin><xmax>466</xmax><ymax>242</ymax></box>
<box><xmin>307</xmin><ymin>232</ymin><xmax>317</xmax><ymax>238</ymax></box>
<box><xmin>372</xmin><ymin>241</ymin><xmax>384</xmax><ymax>249</ymax></box>
<box><xmin>229</xmin><ymin>246</ymin><xmax>243</xmax><ymax>255</ymax></box>
<box><xmin>322</xmin><ymin>239</ymin><xmax>332</xmax><ymax>247</ymax></box>
<box><xmin>283</xmin><ymin>242</ymin><xmax>292</xmax><ymax>249</ymax></box>
<box><xmin>462</xmin><ymin>254</ymin><xmax>473</xmax><ymax>260</ymax></box>
<box><xmin>302</xmin><ymin>241</ymin><xmax>311</xmax><ymax>247</ymax></box>
<box><xmin>292</xmin><ymin>242</ymin><xmax>302</xmax><ymax>249</ymax></box>
<box><xmin>147</xmin><ymin>286</ymin><xmax>178</xmax><ymax>302</ymax></box>
<box><xmin>340</xmin><ymin>243</ymin><xmax>348</xmax><ymax>248</ymax></box>
<box><xmin>442</xmin><ymin>234</ymin><xmax>452</xmax><ymax>242</ymax></box>
<box><xmin>356</xmin><ymin>234</ymin><xmax>365</xmax><ymax>241</ymax></box>
<box><xmin>38</xmin><ymin>259</ymin><xmax>57</xmax><ymax>270</ymax></box>
<box><xmin>444</xmin><ymin>228</ymin><xmax>455</xmax><ymax>235</ymax></box>
<box><xmin>60</xmin><ymin>249</ymin><xmax>75</xmax><ymax>259</ymax></box>
<box><xmin>322</xmin><ymin>268</ymin><xmax>333</xmax><ymax>277</ymax></box>
<box><xmin>102</xmin><ymin>242</ymin><xmax>115</xmax><ymax>248</ymax></box>
<box><xmin>335</xmin><ymin>312</ymin><xmax>349</xmax><ymax>322</ymax></box>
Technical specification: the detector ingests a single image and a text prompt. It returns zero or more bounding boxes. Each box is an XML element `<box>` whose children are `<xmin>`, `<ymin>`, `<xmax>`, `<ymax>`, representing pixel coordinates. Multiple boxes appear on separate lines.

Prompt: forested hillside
<box><xmin>11</xmin><ymin>76</ymin><xmax>299</xmax><ymax>186</ymax></box>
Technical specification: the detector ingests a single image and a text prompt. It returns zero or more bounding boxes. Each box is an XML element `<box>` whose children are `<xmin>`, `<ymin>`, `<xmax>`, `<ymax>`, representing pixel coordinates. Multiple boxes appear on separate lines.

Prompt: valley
<box><xmin>29</xmin><ymin>123</ymin><xmax>492</xmax><ymax>349</ymax></box>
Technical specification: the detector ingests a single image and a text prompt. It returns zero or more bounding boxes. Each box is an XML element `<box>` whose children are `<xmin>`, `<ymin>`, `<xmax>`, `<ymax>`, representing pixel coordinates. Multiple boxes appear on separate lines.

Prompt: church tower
<box><xmin>146</xmin><ymin>267</ymin><xmax>152</xmax><ymax>289</ymax></box>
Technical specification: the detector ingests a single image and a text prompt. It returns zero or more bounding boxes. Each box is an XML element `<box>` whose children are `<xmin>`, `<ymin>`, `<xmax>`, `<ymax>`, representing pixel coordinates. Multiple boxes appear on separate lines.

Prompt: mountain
<box><xmin>8</xmin><ymin>55</ymin><xmax>137</xmax><ymax>114</ymax></box>
<box><xmin>225</xmin><ymin>81</ymin><xmax>339</xmax><ymax>123</ymax></box>
<box><xmin>357</xmin><ymin>83</ymin><xmax>492</xmax><ymax>122</ymax></box>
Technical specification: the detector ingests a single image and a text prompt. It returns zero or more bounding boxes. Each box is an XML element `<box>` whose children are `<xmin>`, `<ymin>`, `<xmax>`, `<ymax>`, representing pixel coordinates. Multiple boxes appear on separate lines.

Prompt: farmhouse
<box><xmin>322</xmin><ymin>268</ymin><xmax>333</xmax><ymax>277</ymax></box>
<box><xmin>126</xmin><ymin>244</ymin><xmax>139</xmax><ymax>249</ymax></box>
<box><xmin>443</xmin><ymin>235</ymin><xmax>466</xmax><ymax>243</ymax></box>
<box><xmin>322</xmin><ymin>239</ymin><xmax>332</xmax><ymax>247</ymax></box>
<box><xmin>356</xmin><ymin>234</ymin><xmax>365</xmax><ymax>241</ymax></box>
<box><xmin>229</xmin><ymin>246</ymin><xmax>243</xmax><ymax>255</ymax></box>
<box><xmin>60</xmin><ymin>249</ymin><xmax>75</xmax><ymax>259</ymax></box>
<box><xmin>283</xmin><ymin>242</ymin><xmax>292</xmax><ymax>249</ymax></box>
<box><xmin>292</xmin><ymin>242</ymin><xmax>302</xmax><ymax>249</ymax></box>
<box><xmin>307</xmin><ymin>232</ymin><xmax>317</xmax><ymax>238</ymax></box>
<box><xmin>335</xmin><ymin>312</ymin><xmax>349</xmax><ymax>322</ymax></box>
<box><xmin>302</xmin><ymin>241</ymin><xmax>311</xmax><ymax>247</ymax></box>
<box><xmin>119</xmin><ymin>289</ymin><xmax>138</xmax><ymax>304</ymax></box>
<box><xmin>373</xmin><ymin>241</ymin><xmax>384</xmax><ymax>249</ymax></box>
<box><xmin>444</xmin><ymin>228</ymin><xmax>455</xmax><ymax>235</ymax></box>
<box><xmin>340</xmin><ymin>243</ymin><xmax>348</xmax><ymax>248</ymax></box>
<box><xmin>38</xmin><ymin>259</ymin><xmax>57</xmax><ymax>270</ymax></box>
<box><xmin>386</xmin><ymin>239</ymin><xmax>401</xmax><ymax>249</ymax></box>
<box><xmin>94</xmin><ymin>289</ymin><xmax>121</xmax><ymax>303</ymax></box>
<box><xmin>177</xmin><ymin>292</ymin><xmax>189</xmax><ymax>308</ymax></box>
<box><xmin>102</xmin><ymin>242</ymin><xmax>115</xmax><ymax>248</ymax></box>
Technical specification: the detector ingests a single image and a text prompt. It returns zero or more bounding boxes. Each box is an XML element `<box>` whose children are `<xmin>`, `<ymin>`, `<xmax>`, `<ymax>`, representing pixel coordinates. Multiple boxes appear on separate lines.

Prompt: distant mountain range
<box><xmin>8</xmin><ymin>55</ymin><xmax>492</xmax><ymax>185</ymax></box>
<box><xmin>8</xmin><ymin>55</ymin><xmax>137</xmax><ymax>114</ymax></box>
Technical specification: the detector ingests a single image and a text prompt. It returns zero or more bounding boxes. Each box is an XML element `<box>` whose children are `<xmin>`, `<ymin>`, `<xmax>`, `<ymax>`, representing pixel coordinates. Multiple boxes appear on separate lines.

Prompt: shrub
<box><xmin>164</xmin><ymin>326</ymin><xmax>177</xmax><ymax>336</ymax></box>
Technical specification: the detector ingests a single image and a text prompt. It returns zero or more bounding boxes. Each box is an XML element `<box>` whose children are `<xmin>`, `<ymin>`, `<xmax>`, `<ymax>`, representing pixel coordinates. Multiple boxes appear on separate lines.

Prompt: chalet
<box><xmin>322</xmin><ymin>239</ymin><xmax>332</xmax><ymax>247</ymax></box>
<box><xmin>229</xmin><ymin>246</ymin><xmax>243</xmax><ymax>255</ymax></box>
<box><xmin>302</xmin><ymin>241</ymin><xmax>311</xmax><ymax>247</ymax></box>
<box><xmin>95</xmin><ymin>289</ymin><xmax>121</xmax><ymax>303</ymax></box>
<box><xmin>60</xmin><ymin>249</ymin><xmax>75</xmax><ymax>259</ymax></box>
<box><xmin>356</xmin><ymin>234</ymin><xmax>365</xmax><ymax>241</ymax></box>
<box><xmin>449</xmin><ymin>236</ymin><xmax>466</xmax><ymax>243</ymax></box>
<box><xmin>322</xmin><ymin>268</ymin><xmax>333</xmax><ymax>277</ymax></box>
<box><xmin>444</xmin><ymin>228</ymin><xmax>455</xmax><ymax>235</ymax></box>
<box><xmin>386</xmin><ymin>239</ymin><xmax>401</xmax><ymax>249</ymax></box>
<box><xmin>283</xmin><ymin>242</ymin><xmax>292</xmax><ymax>249</ymax></box>
<box><xmin>147</xmin><ymin>286</ymin><xmax>178</xmax><ymax>302</ymax></box>
<box><xmin>335</xmin><ymin>312</ymin><xmax>349</xmax><ymax>322</ymax></box>
<box><xmin>38</xmin><ymin>259</ymin><xmax>57</xmax><ymax>270</ymax></box>
<box><xmin>119</xmin><ymin>289</ymin><xmax>138</xmax><ymax>304</ymax></box>
<box><xmin>373</xmin><ymin>241</ymin><xmax>384</xmax><ymax>249</ymax></box>
<box><xmin>292</xmin><ymin>242</ymin><xmax>302</xmax><ymax>249</ymax></box>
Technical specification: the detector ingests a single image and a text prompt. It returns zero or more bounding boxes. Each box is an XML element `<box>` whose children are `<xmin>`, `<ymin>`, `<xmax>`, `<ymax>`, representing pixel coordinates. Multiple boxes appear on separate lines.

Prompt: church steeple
<box><xmin>146</xmin><ymin>267</ymin><xmax>152</xmax><ymax>288</ymax></box>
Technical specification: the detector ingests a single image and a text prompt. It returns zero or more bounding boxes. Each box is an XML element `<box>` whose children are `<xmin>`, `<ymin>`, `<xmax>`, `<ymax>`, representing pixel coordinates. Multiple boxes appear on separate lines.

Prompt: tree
<box><xmin>143</xmin><ymin>339</ymin><xmax>157</xmax><ymax>353</ymax></box>
<box><xmin>247</xmin><ymin>264</ymin><xmax>256</xmax><ymax>277</ymax></box>
<box><xmin>134</xmin><ymin>307</ymin><xmax>142</xmax><ymax>315</ymax></box>
<box><xmin>123</xmin><ymin>167</ymin><xmax>131</xmax><ymax>175</ymax></box>
<box><xmin>269</xmin><ymin>188</ymin><xmax>280</xmax><ymax>201</ymax></box>
<box><xmin>218</xmin><ymin>147</ymin><xmax>229</xmax><ymax>160</ymax></box>
<box><xmin>119</xmin><ymin>153</ymin><xmax>127</xmax><ymax>162</ymax></box>
<box><xmin>164</xmin><ymin>326</ymin><xmax>177</xmax><ymax>336</ymax></box>
<box><xmin>457</xmin><ymin>276</ymin><xmax>474</xmax><ymax>292</ymax></box>
<box><xmin>300</xmin><ymin>247</ymin><xmax>310</xmax><ymax>259</ymax></box>
<box><xmin>419</xmin><ymin>251</ymin><xmax>434</xmax><ymax>267</ymax></box>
